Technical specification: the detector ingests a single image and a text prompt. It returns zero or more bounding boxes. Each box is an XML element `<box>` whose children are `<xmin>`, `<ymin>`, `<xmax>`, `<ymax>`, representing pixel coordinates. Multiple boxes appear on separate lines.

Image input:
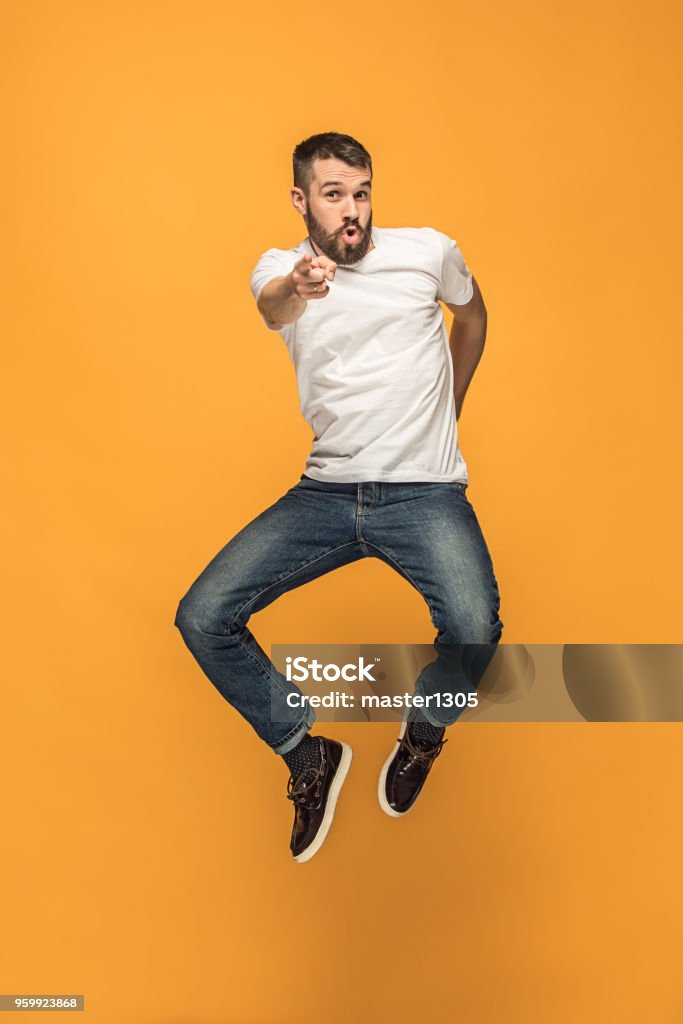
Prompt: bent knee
<box><xmin>439</xmin><ymin>603</ymin><xmax>503</xmax><ymax>644</ymax></box>
<box><xmin>174</xmin><ymin>587</ymin><xmax>236</xmax><ymax>638</ymax></box>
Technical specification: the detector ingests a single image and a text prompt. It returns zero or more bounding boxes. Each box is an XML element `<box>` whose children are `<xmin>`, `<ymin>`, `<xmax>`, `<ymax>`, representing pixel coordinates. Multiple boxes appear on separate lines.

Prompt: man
<box><xmin>174</xmin><ymin>132</ymin><xmax>503</xmax><ymax>864</ymax></box>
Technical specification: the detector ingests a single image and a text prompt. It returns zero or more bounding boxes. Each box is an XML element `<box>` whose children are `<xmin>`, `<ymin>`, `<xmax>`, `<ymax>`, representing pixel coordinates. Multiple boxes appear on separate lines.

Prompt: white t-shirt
<box><xmin>249</xmin><ymin>226</ymin><xmax>474</xmax><ymax>483</ymax></box>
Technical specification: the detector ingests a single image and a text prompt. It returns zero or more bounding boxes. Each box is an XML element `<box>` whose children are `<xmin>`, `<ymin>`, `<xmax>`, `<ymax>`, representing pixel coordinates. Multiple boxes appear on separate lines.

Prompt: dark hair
<box><xmin>293</xmin><ymin>132</ymin><xmax>372</xmax><ymax>197</ymax></box>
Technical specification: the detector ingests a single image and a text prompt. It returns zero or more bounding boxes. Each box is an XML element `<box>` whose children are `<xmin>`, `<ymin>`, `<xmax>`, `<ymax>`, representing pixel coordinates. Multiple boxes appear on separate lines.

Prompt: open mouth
<box><xmin>341</xmin><ymin>225</ymin><xmax>360</xmax><ymax>243</ymax></box>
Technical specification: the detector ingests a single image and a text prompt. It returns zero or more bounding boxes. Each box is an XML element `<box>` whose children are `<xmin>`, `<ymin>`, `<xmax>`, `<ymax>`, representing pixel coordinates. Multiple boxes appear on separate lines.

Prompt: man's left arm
<box><xmin>444</xmin><ymin>275</ymin><xmax>487</xmax><ymax>421</ymax></box>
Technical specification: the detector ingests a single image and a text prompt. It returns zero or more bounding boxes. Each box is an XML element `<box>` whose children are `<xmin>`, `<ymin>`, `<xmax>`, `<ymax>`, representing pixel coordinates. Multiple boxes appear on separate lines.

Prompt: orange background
<box><xmin>3</xmin><ymin>1</ymin><xmax>683</xmax><ymax>1021</ymax></box>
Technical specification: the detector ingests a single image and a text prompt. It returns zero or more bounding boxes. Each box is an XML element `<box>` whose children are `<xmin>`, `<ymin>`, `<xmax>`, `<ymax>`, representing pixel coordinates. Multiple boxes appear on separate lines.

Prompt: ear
<box><xmin>290</xmin><ymin>187</ymin><xmax>307</xmax><ymax>216</ymax></box>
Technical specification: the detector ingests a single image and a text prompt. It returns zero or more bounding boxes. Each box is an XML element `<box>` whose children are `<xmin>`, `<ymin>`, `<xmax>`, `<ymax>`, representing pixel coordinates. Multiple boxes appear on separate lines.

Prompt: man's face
<box><xmin>292</xmin><ymin>157</ymin><xmax>373</xmax><ymax>266</ymax></box>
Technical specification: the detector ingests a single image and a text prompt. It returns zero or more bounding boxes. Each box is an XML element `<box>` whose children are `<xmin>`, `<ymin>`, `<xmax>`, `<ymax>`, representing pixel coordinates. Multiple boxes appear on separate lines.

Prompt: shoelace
<box><xmin>398</xmin><ymin>726</ymin><xmax>448</xmax><ymax>763</ymax></box>
<box><xmin>287</xmin><ymin>766</ymin><xmax>323</xmax><ymax>806</ymax></box>
<box><xmin>286</xmin><ymin>740</ymin><xmax>326</xmax><ymax>807</ymax></box>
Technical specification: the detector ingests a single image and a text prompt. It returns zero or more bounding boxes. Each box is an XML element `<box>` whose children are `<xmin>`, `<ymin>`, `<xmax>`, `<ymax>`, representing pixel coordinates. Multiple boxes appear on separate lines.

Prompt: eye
<box><xmin>356</xmin><ymin>192</ymin><xmax>369</xmax><ymax>198</ymax></box>
<box><xmin>325</xmin><ymin>191</ymin><xmax>339</xmax><ymax>199</ymax></box>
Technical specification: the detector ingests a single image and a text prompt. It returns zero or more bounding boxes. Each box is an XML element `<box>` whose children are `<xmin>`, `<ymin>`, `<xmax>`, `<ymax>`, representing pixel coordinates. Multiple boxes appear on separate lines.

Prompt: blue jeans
<box><xmin>174</xmin><ymin>475</ymin><xmax>503</xmax><ymax>755</ymax></box>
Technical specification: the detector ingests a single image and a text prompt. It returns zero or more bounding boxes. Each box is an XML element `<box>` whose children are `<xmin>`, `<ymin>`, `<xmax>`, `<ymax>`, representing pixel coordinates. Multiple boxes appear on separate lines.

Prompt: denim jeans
<box><xmin>174</xmin><ymin>475</ymin><xmax>503</xmax><ymax>755</ymax></box>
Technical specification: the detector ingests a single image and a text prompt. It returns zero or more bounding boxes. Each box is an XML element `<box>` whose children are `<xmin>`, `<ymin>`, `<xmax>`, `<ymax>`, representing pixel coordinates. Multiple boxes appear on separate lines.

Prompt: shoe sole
<box><xmin>378</xmin><ymin>715</ymin><xmax>411</xmax><ymax>818</ymax></box>
<box><xmin>294</xmin><ymin>742</ymin><xmax>353</xmax><ymax>863</ymax></box>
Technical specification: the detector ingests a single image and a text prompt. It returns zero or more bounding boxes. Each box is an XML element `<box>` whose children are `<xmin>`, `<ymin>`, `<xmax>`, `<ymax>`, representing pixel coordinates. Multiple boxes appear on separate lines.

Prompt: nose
<box><xmin>342</xmin><ymin>195</ymin><xmax>359</xmax><ymax>221</ymax></box>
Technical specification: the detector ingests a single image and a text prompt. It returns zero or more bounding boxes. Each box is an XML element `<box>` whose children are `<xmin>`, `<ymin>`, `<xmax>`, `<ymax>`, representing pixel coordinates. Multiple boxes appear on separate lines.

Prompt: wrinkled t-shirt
<box><xmin>249</xmin><ymin>226</ymin><xmax>474</xmax><ymax>483</ymax></box>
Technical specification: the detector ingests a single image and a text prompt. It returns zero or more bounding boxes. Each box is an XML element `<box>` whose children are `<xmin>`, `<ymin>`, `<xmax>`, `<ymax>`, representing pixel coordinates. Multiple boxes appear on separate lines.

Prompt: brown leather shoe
<box><xmin>378</xmin><ymin>715</ymin><xmax>448</xmax><ymax>817</ymax></box>
<box><xmin>287</xmin><ymin>736</ymin><xmax>352</xmax><ymax>863</ymax></box>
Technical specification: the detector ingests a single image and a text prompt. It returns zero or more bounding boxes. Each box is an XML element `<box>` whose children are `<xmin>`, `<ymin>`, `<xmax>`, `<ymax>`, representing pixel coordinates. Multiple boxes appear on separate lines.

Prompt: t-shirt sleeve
<box><xmin>250</xmin><ymin>249</ymin><xmax>298</xmax><ymax>331</ymax></box>
<box><xmin>433</xmin><ymin>230</ymin><xmax>474</xmax><ymax>306</ymax></box>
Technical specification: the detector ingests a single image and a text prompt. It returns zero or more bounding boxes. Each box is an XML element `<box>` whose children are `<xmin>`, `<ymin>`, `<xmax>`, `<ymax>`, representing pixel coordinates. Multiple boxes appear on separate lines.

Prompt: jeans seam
<box><xmin>355</xmin><ymin>485</ymin><xmax>371</xmax><ymax>555</ymax></box>
<box><xmin>363</xmin><ymin>541</ymin><xmax>439</xmax><ymax>626</ymax></box>
<box><xmin>229</xmin><ymin>541</ymin><xmax>361</xmax><ymax>632</ymax></box>
<box><xmin>232</xmin><ymin>629</ymin><xmax>295</xmax><ymax>704</ymax></box>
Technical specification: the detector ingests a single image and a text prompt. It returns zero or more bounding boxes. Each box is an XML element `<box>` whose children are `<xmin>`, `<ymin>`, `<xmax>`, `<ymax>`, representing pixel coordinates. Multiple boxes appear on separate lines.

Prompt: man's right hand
<box><xmin>289</xmin><ymin>253</ymin><xmax>337</xmax><ymax>300</ymax></box>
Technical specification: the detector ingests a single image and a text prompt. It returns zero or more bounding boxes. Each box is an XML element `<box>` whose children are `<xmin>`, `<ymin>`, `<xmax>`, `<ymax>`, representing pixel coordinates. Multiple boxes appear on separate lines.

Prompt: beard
<box><xmin>304</xmin><ymin>207</ymin><xmax>374</xmax><ymax>266</ymax></box>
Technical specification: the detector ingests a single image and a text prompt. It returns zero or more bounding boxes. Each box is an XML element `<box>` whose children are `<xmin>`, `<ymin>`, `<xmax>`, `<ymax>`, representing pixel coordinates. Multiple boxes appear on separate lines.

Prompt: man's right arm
<box><xmin>256</xmin><ymin>253</ymin><xmax>337</xmax><ymax>330</ymax></box>
<box><xmin>257</xmin><ymin>273</ymin><xmax>307</xmax><ymax>331</ymax></box>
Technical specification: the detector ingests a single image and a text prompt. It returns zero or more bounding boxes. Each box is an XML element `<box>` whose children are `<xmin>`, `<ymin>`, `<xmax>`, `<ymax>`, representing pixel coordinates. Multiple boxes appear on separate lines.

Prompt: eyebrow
<box><xmin>319</xmin><ymin>180</ymin><xmax>372</xmax><ymax>190</ymax></box>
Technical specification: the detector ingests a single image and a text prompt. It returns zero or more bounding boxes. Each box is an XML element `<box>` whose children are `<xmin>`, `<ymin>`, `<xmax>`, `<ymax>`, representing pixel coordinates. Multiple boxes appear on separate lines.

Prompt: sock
<box><xmin>282</xmin><ymin>733</ymin><xmax>322</xmax><ymax>781</ymax></box>
<box><xmin>408</xmin><ymin>707</ymin><xmax>445</xmax><ymax>751</ymax></box>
